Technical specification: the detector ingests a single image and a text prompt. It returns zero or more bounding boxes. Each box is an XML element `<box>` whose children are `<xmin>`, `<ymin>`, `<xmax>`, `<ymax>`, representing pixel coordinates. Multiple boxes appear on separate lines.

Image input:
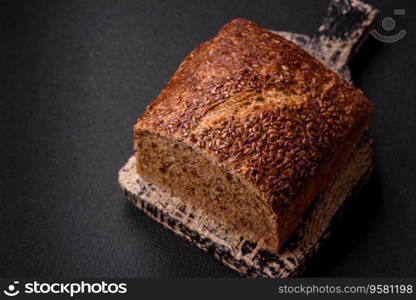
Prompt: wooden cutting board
<box><xmin>118</xmin><ymin>0</ymin><xmax>378</xmax><ymax>277</ymax></box>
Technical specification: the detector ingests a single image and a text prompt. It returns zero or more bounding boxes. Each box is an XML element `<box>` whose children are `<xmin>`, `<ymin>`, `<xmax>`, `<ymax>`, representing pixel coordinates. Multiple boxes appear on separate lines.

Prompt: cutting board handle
<box><xmin>311</xmin><ymin>0</ymin><xmax>378</xmax><ymax>71</ymax></box>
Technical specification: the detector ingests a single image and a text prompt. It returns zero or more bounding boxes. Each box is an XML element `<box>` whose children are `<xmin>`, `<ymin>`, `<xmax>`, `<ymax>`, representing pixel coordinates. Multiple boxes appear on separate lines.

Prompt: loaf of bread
<box><xmin>134</xmin><ymin>19</ymin><xmax>372</xmax><ymax>253</ymax></box>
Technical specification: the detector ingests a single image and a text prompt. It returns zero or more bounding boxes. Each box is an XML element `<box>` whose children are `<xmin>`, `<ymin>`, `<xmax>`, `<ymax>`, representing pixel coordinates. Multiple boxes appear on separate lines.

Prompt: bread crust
<box><xmin>134</xmin><ymin>18</ymin><xmax>372</xmax><ymax>250</ymax></box>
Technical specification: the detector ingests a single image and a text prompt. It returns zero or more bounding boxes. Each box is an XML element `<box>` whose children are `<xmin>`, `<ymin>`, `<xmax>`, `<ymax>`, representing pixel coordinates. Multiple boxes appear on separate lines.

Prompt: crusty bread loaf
<box><xmin>134</xmin><ymin>19</ymin><xmax>372</xmax><ymax>253</ymax></box>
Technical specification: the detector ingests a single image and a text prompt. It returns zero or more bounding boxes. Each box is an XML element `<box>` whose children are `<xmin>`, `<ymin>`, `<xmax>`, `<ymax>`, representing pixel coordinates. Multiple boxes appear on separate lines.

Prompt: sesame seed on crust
<box><xmin>135</xmin><ymin>18</ymin><xmax>372</xmax><ymax>213</ymax></box>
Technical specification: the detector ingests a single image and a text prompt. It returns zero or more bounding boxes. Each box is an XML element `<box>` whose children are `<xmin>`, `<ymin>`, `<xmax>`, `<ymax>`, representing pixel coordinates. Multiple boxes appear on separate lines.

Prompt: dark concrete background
<box><xmin>1</xmin><ymin>0</ymin><xmax>415</xmax><ymax>277</ymax></box>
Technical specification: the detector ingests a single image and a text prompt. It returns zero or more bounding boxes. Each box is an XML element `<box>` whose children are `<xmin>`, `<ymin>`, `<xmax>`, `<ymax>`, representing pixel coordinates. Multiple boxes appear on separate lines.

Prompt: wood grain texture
<box><xmin>119</xmin><ymin>136</ymin><xmax>373</xmax><ymax>277</ymax></box>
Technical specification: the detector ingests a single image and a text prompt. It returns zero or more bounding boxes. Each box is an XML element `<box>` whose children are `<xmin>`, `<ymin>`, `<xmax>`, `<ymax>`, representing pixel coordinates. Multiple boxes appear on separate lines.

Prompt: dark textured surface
<box><xmin>1</xmin><ymin>0</ymin><xmax>415</xmax><ymax>277</ymax></box>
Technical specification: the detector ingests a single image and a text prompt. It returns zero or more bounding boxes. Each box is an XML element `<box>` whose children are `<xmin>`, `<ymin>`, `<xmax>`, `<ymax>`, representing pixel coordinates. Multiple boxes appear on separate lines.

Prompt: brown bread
<box><xmin>133</xmin><ymin>19</ymin><xmax>372</xmax><ymax>253</ymax></box>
